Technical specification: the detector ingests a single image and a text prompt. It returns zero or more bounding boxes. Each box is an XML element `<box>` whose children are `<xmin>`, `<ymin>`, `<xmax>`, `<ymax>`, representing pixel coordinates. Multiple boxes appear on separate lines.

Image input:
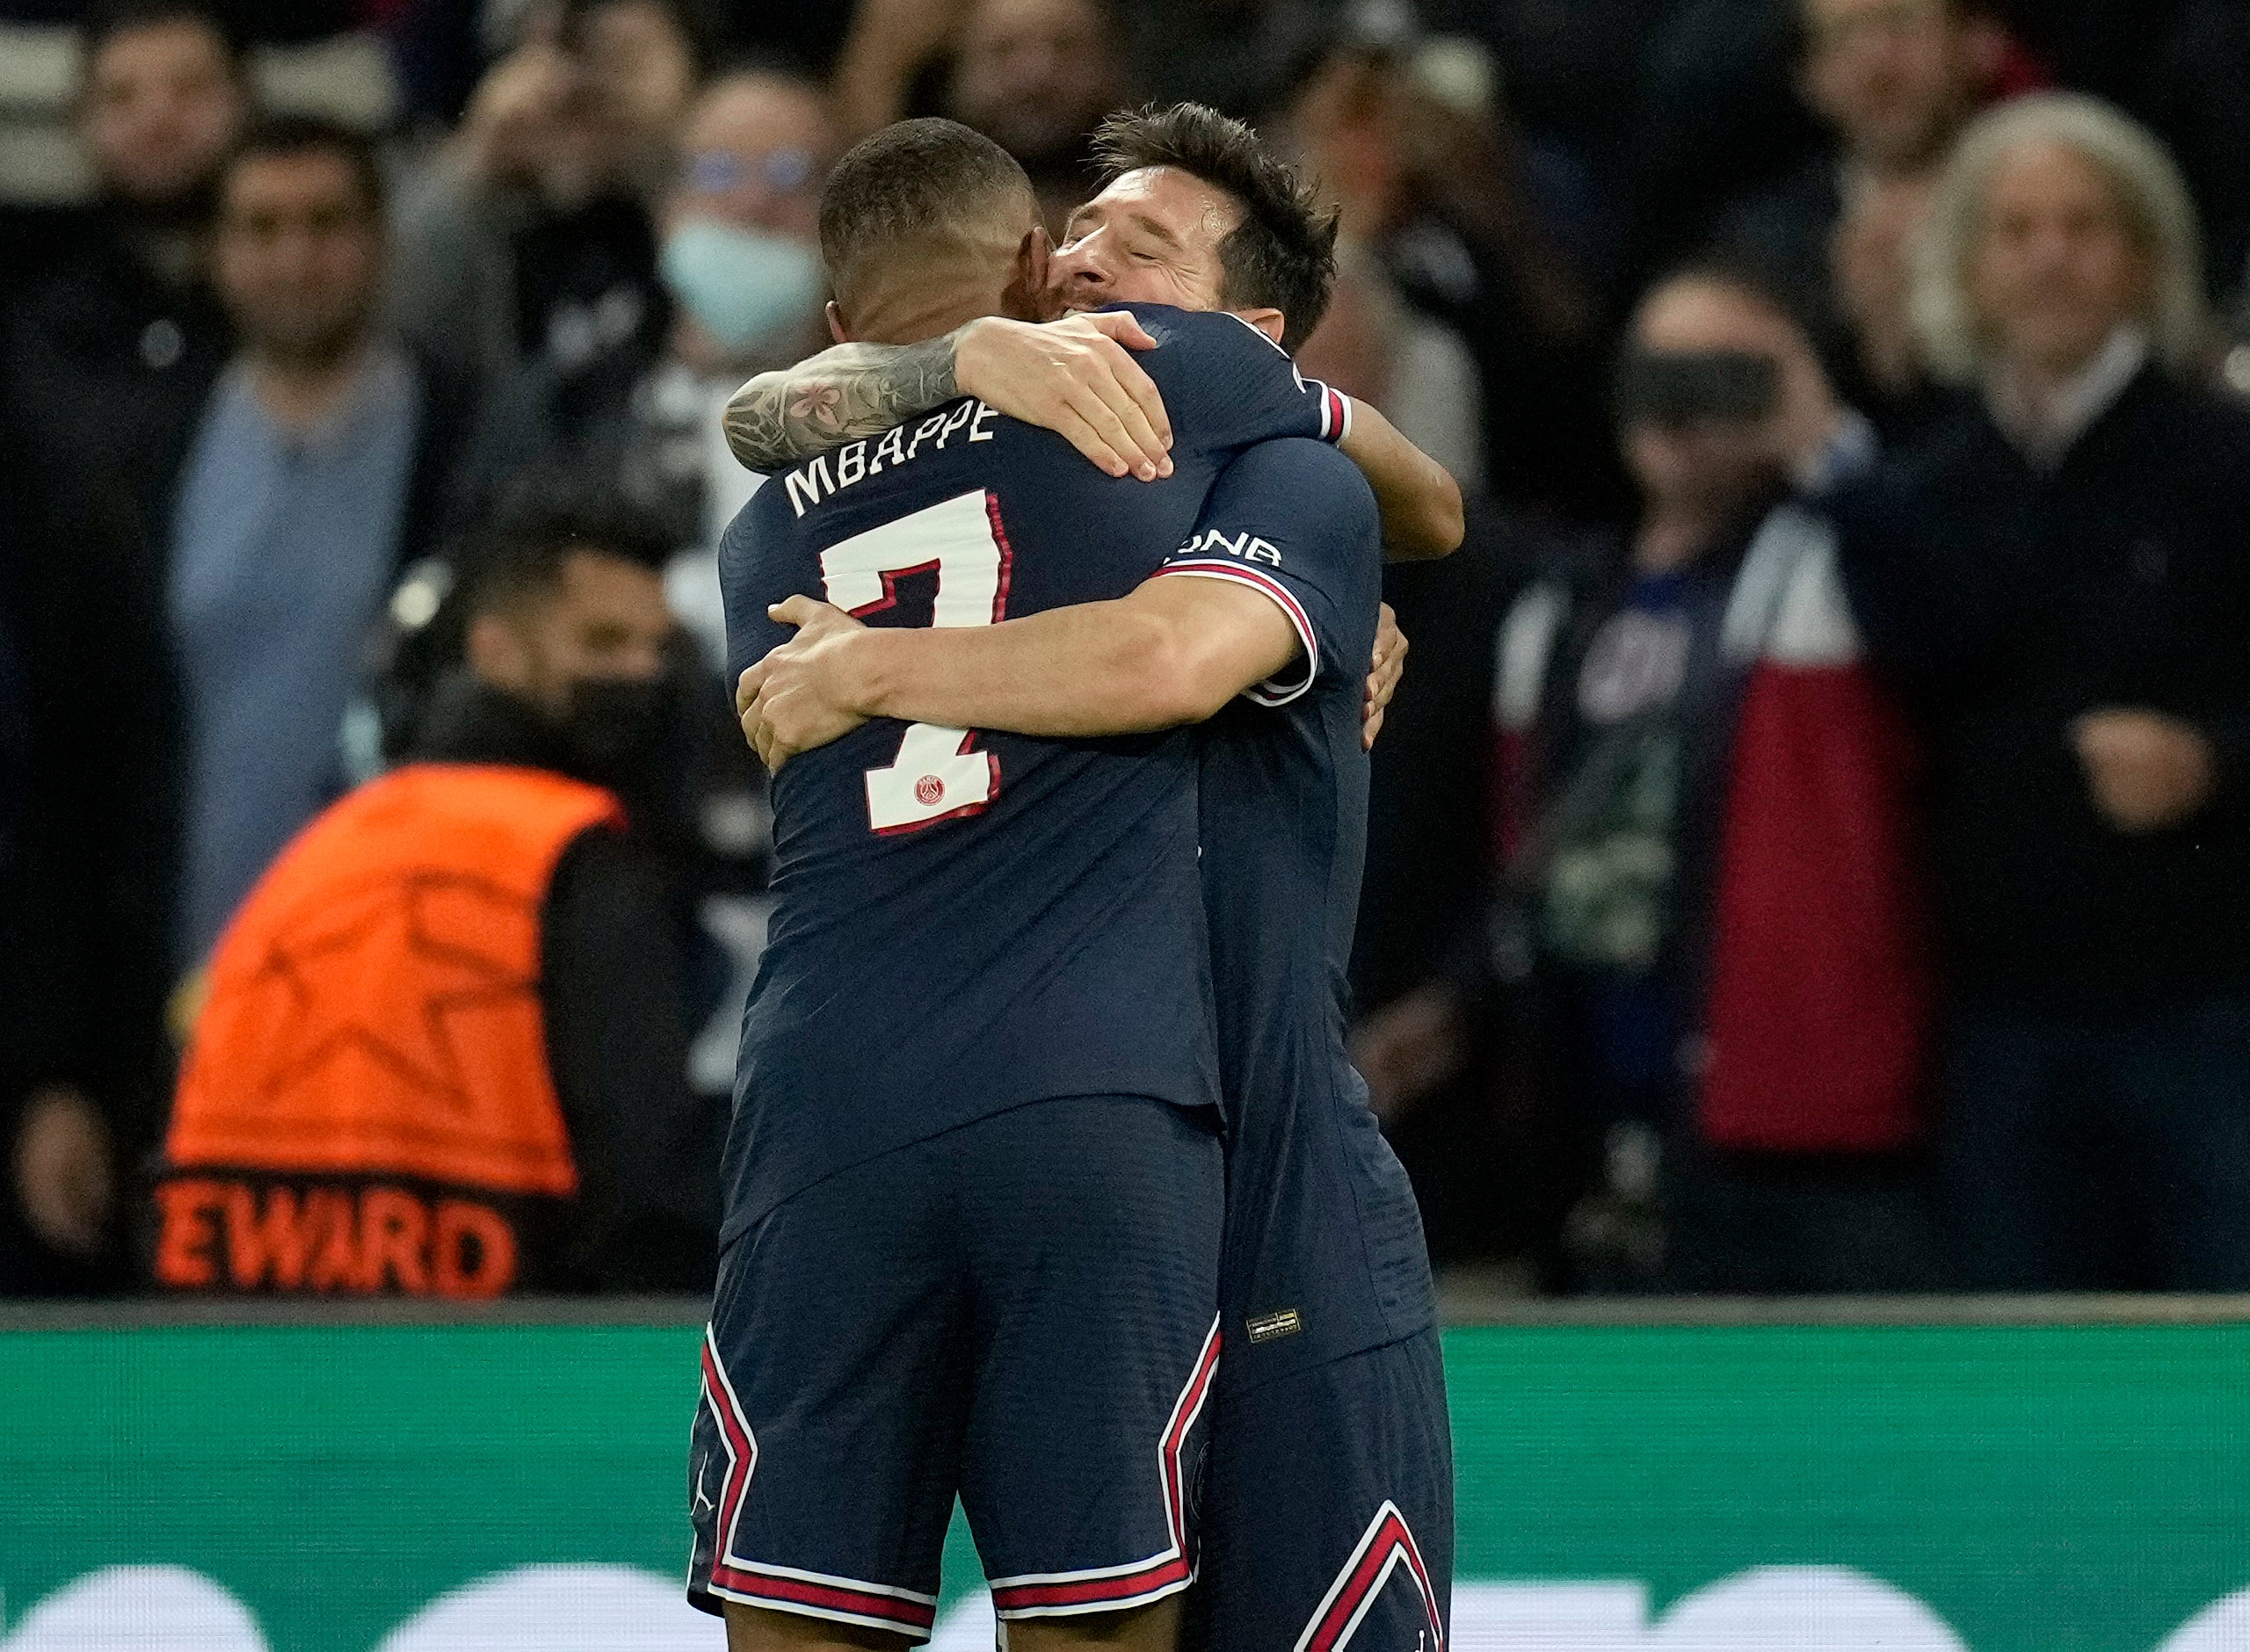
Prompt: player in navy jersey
<box><xmin>735</xmin><ymin>108</ymin><xmax>1455</xmax><ymax>1652</ymax></box>
<box><xmin>692</xmin><ymin>117</ymin><xmax>1452</xmax><ymax>1652</ymax></box>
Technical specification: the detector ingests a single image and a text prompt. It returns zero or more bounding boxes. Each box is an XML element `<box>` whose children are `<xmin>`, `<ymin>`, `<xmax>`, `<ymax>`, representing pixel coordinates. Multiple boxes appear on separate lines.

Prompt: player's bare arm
<box><xmin>1343</xmin><ymin>402</ymin><xmax>1465</xmax><ymax>562</ymax></box>
<box><xmin>726</xmin><ymin>314</ymin><xmax>1459</xmax><ymax>556</ymax></box>
<box><xmin>737</xmin><ymin>589</ymin><xmax>1409</xmax><ymax>770</ymax></box>
<box><xmin>722</xmin><ymin>333</ymin><xmax>962</xmax><ymax>474</ymax></box>
<box><xmin>737</xmin><ymin>580</ymin><xmax>1292</xmax><ymax>771</ymax></box>
<box><xmin>724</xmin><ymin>312</ymin><xmax>1174</xmax><ymax>481</ymax></box>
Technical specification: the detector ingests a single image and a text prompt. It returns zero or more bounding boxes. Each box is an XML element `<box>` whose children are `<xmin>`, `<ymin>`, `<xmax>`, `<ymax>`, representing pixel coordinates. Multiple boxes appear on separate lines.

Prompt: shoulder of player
<box><xmin>1117</xmin><ymin>302</ymin><xmax>1294</xmax><ymax>383</ymax></box>
<box><xmin>1230</xmin><ymin>436</ymin><xmax>1377</xmax><ymax>528</ymax></box>
<box><xmin>717</xmin><ymin>480</ymin><xmax>783</xmax><ymax>565</ymax></box>
<box><xmin>1114</xmin><ymin>301</ymin><xmax>1282</xmax><ymax>351</ymax></box>
<box><xmin>1172</xmin><ymin>439</ymin><xmax>1376</xmax><ymax>598</ymax></box>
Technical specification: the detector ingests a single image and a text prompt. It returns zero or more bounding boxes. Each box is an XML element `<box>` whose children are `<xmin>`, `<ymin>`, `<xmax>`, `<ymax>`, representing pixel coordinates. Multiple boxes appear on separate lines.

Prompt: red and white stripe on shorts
<box><xmin>697</xmin><ymin>1328</ymin><xmax>941</xmax><ymax>1639</ymax></box>
<box><xmin>986</xmin><ymin>1313</ymin><xmax>1223</xmax><ymax>1619</ymax></box>
<box><xmin>1294</xmin><ymin>1500</ymin><xmax>1445</xmax><ymax>1652</ymax></box>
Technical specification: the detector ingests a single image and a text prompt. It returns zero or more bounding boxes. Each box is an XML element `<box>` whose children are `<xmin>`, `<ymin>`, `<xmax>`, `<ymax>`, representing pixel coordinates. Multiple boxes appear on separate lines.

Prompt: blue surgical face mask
<box><xmin>660</xmin><ymin>218</ymin><xmax>824</xmax><ymax>354</ymax></box>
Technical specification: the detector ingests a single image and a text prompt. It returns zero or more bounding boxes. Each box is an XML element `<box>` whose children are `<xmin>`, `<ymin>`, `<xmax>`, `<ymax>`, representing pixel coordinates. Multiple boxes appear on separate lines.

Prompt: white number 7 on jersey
<box><xmin>818</xmin><ymin>489</ymin><xmax>1013</xmax><ymax>834</ymax></box>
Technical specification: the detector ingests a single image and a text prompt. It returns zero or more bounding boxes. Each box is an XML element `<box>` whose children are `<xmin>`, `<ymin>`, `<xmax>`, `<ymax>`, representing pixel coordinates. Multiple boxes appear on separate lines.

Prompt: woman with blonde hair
<box><xmin>1831</xmin><ymin>92</ymin><xmax>2250</xmax><ymax>1291</ymax></box>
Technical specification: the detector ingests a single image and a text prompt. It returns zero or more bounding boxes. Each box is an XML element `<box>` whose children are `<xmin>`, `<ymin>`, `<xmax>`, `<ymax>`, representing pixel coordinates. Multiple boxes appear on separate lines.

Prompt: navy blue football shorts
<box><xmin>688</xmin><ymin>1094</ymin><xmax>1223</xmax><ymax>1640</ymax></box>
<box><xmin>1183</xmin><ymin>1328</ymin><xmax>1454</xmax><ymax>1652</ymax></box>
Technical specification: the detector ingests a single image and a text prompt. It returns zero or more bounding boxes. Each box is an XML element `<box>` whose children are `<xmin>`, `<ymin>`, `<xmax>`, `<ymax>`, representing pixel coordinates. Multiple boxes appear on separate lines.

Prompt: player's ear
<box><xmin>825</xmin><ymin>299</ymin><xmax>852</xmax><ymax>344</ymax></box>
<box><xmin>1238</xmin><ymin>307</ymin><xmax>1286</xmax><ymax>345</ymax></box>
<box><xmin>1001</xmin><ymin>225</ymin><xmax>1053</xmax><ymax>322</ymax></box>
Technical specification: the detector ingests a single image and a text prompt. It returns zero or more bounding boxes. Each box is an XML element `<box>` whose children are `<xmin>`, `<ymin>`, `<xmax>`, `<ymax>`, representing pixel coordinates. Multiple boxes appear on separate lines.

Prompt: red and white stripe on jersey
<box><xmin>1310</xmin><ymin>379</ymin><xmax>1353</xmax><ymax>445</ymax></box>
<box><xmin>1213</xmin><ymin>311</ymin><xmax>1351</xmax><ymax>442</ymax></box>
<box><xmin>987</xmin><ymin>1313</ymin><xmax>1222</xmax><ymax>1619</ymax></box>
<box><xmin>1148</xmin><ymin>560</ymin><xmax>1319</xmax><ymax>707</ymax></box>
<box><xmin>1294</xmin><ymin>1501</ymin><xmax>1446</xmax><ymax>1652</ymax></box>
<box><xmin>696</xmin><ymin>1329</ymin><xmax>940</xmax><ymax>1639</ymax></box>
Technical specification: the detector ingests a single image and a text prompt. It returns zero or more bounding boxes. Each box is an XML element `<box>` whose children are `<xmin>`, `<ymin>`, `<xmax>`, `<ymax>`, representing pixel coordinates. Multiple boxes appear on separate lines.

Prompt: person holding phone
<box><xmin>1354</xmin><ymin>251</ymin><xmax>1947</xmax><ymax>1297</ymax></box>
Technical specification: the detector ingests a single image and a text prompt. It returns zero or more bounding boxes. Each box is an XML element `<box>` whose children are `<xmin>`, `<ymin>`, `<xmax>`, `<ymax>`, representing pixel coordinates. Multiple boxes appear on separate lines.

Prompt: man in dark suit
<box><xmin>1833</xmin><ymin>95</ymin><xmax>2250</xmax><ymax>1290</ymax></box>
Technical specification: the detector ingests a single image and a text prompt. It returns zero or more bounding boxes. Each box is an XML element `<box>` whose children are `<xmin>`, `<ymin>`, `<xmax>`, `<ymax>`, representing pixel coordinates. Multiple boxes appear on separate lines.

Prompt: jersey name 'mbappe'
<box><xmin>783</xmin><ymin>400</ymin><xmax>1003</xmax><ymax>518</ymax></box>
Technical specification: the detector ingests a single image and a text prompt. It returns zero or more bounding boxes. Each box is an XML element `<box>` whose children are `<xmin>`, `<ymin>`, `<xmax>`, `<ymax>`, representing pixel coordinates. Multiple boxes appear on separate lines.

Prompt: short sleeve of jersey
<box><xmin>717</xmin><ymin>482</ymin><xmax>793</xmax><ymax>684</ymax></box>
<box><xmin>1150</xmin><ymin>437</ymin><xmax>1381</xmax><ymax>706</ymax></box>
<box><xmin>1114</xmin><ymin>304</ymin><xmax>1352</xmax><ymax>460</ymax></box>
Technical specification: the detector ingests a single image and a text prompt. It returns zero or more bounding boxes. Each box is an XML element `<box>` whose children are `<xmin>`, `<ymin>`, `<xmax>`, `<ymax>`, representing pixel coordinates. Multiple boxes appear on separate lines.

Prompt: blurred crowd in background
<box><xmin>7</xmin><ymin>0</ymin><xmax>2250</xmax><ymax>1302</ymax></box>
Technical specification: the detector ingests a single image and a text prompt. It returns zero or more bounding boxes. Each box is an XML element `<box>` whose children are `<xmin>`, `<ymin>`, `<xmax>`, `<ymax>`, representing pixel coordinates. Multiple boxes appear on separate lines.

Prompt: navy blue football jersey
<box><xmin>1152</xmin><ymin>438</ymin><xmax>1437</xmax><ymax>1392</ymax></box>
<box><xmin>717</xmin><ymin>306</ymin><xmax>1348</xmax><ymax>1235</ymax></box>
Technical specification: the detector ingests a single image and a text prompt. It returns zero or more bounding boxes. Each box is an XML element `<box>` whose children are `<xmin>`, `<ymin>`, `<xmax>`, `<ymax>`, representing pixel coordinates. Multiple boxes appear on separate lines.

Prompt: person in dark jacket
<box><xmin>152</xmin><ymin>500</ymin><xmax>718</xmax><ymax>1296</ymax></box>
<box><xmin>0</xmin><ymin>0</ymin><xmax>248</xmax><ymax>1293</ymax></box>
<box><xmin>1833</xmin><ymin>94</ymin><xmax>2250</xmax><ymax>1290</ymax></box>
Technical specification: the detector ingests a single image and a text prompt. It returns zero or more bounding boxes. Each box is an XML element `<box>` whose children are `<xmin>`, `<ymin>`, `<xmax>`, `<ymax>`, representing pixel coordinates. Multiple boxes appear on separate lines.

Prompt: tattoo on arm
<box><xmin>722</xmin><ymin>332</ymin><xmax>962</xmax><ymax>471</ymax></box>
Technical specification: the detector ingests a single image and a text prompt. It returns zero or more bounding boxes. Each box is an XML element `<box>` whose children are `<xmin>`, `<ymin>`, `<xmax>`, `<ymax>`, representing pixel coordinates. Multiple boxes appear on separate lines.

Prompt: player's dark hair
<box><xmin>455</xmin><ymin>495</ymin><xmax>676</xmax><ymax>624</ymax></box>
<box><xmin>80</xmin><ymin>0</ymin><xmax>246</xmax><ymax>76</ymax></box>
<box><xmin>1091</xmin><ymin>103</ymin><xmax>1340</xmax><ymax>351</ymax></box>
<box><xmin>227</xmin><ymin>113</ymin><xmax>388</xmax><ymax>216</ymax></box>
<box><xmin>818</xmin><ymin>117</ymin><xmax>1037</xmax><ymax>298</ymax></box>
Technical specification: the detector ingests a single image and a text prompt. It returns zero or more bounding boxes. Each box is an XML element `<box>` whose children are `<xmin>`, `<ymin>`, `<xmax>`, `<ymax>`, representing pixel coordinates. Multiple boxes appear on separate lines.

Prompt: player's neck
<box><xmin>848</xmin><ymin>287</ymin><xmax>1000</xmax><ymax>349</ymax></box>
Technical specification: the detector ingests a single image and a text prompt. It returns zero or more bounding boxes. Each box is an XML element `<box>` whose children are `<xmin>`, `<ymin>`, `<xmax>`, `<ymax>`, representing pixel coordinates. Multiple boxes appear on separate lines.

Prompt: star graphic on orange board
<box><xmin>228</xmin><ymin>868</ymin><xmax>541</xmax><ymax>1114</ymax></box>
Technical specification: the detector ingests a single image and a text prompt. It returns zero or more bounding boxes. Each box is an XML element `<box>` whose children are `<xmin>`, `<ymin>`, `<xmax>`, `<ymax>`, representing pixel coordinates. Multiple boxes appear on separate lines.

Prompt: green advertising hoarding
<box><xmin>3</xmin><ymin>1315</ymin><xmax>2248</xmax><ymax>1649</ymax></box>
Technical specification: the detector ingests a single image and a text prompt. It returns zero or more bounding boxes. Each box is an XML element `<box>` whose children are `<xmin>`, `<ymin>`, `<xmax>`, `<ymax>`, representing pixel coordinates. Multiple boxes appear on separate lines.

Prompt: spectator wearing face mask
<box><xmin>151</xmin><ymin>500</ymin><xmax>717</xmax><ymax>1300</ymax></box>
<box><xmin>1833</xmin><ymin>96</ymin><xmax>2250</xmax><ymax>1291</ymax></box>
<box><xmin>388</xmin><ymin>0</ymin><xmax>706</xmax><ymax>409</ymax></box>
<box><xmin>457</xmin><ymin>64</ymin><xmax>837</xmax><ymax>663</ymax></box>
<box><xmin>831</xmin><ymin>0</ymin><xmax>1133</xmax><ymax>233</ymax></box>
<box><xmin>1355</xmin><ymin>257</ymin><xmax>1943</xmax><ymax>1295</ymax></box>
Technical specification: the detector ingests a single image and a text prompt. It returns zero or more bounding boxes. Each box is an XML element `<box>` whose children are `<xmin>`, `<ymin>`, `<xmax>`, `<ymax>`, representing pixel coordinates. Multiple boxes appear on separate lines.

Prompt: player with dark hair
<box><xmin>737</xmin><ymin>103</ymin><xmax>1456</xmax><ymax>1652</ymax></box>
<box><xmin>1083</xmin><ymin>102</ymin><xmax>1340</xmax><ymax>350</ymax></box>
<box><xmin>691</xmin><ymin>115</ymin><xmax>1451</xmax><ymax>1652</ymax></box>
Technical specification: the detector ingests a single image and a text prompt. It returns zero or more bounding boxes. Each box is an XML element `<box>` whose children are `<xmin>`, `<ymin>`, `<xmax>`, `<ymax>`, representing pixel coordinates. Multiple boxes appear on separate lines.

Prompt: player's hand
<box><xmin>737</xmin><ymin>597</ymin><xmax>872</xmax><ymax>772</ymax></box>
<box><xmin>2072</xmin><ymin>708</ymin><xmax>2217</xmax><ymax>835</ymax></box>
<box><xmin>1363</xmin><ymin>603</ymin><xmax>1407</xmax><ymax>750</ymax></box>
<box><xmin>954</xmin><ymin>314</ymin><xmax>1174</xmax><ymax>482</ymax></box>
